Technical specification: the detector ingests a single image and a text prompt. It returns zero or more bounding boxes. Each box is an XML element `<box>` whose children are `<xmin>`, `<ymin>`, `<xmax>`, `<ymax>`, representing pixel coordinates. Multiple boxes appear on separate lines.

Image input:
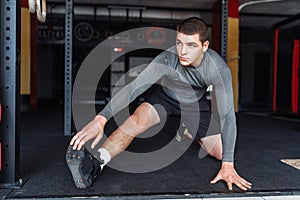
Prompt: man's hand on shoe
<box><xmin>210</xmin><ymin>162</ymin><xmax>252</xmax><ymax>191</ymax></box>
<box><xmin>70</xmin><ymin>115</ymin><xmax>108</xmax><ymax>150</ymax></box>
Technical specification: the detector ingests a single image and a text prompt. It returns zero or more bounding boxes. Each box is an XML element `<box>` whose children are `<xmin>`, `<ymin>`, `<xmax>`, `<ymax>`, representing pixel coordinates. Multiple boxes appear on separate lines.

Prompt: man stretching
<box><xmin>66</xmin><ymin>17</ymin><xmax>252</xmax><ymax>191</ymax></box>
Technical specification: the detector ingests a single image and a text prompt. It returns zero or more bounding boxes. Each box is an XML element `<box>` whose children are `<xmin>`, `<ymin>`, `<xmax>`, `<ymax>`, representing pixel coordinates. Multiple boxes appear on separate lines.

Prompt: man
<box><xmin>66</xmin><ymin>17</ymin><xmax>252</xmax><ymax>191</ymax></box>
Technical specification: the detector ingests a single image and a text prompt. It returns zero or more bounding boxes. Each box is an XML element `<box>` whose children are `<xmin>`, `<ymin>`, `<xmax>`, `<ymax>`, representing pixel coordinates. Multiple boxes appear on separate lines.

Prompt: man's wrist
<box><xmin>95</xmin><ymin>115</ymin><xmax>107</xmax><ymax>126</ymax></box>
<box><xmin>222</xmin><ymin>161</ymin><xmax>234</xmax><ymax>168</ymax></box>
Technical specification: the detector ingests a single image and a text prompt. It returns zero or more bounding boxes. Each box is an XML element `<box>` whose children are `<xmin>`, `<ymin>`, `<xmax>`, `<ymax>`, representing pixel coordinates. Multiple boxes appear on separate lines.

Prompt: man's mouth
<box><xmin>179</xmin><ymin>57</ymin><xmax>188</xmax><ymax>62</ymax></box>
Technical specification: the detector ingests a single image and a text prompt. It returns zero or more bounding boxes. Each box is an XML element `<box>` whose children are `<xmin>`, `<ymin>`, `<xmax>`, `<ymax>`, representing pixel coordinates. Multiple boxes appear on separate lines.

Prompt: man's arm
<box><xmin>71</xmin><ymin>53</ymin><xmax>175</xmax><ymax>150</ymax></box>
<box><xmin>99</xmin><ymin>61</ymin><xmax>174</xmax><ymax>120</ymax></box>
<box><xmin>210</xmin><ymin>67</ymin><xmax>252</xmax><ymax>191</ymax></box>
<box><xmin>212</xmin><ymin>68</ymin><xmax>236</xmax><ymax>163</ymax></box>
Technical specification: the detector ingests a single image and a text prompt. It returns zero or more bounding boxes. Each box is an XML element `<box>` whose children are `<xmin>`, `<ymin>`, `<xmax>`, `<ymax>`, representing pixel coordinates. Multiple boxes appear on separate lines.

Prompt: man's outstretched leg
<box><xmin>66</xmin><ymin>102</ymin><xmax>160</xmax><ymax>189</ymax></box>
<box><xmin>100</xmin><ymin>102</ymin><xmax>160</xmax><ymax>158</ymax></box>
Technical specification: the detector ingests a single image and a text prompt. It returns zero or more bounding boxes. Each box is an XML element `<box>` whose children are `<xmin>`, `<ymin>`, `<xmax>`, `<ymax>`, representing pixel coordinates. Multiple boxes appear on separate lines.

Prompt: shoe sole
<box><xmin>66</xmin><ymin>145</ymin><xmax>89</xmax><ymax>189</ymax></box>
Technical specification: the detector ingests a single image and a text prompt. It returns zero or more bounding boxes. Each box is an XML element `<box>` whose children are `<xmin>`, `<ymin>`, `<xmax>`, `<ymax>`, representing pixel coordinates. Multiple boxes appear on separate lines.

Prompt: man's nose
<box><xmin>181</xmin><ymin>45</ymin><xmax>187</xmax><ymax>55</ymax></box>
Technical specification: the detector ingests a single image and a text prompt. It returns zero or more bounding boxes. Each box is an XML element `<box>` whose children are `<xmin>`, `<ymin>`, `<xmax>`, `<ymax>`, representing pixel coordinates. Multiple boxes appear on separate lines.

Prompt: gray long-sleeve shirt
<box><xmin>99</xmin><ymin>46</ymin><xmax>237</xmax><ymax>162</ymax></box>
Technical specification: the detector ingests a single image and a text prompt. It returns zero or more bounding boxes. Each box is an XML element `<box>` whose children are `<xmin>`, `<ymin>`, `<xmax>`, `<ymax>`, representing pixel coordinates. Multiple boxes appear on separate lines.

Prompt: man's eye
<box><xmin>176</xmin><ymin>41</ymin><xmax>182</xmax><ymax>46</ymax></box>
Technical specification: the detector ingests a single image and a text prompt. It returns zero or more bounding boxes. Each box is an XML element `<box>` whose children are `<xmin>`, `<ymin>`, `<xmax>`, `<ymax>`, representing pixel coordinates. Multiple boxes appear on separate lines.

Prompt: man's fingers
<box><xmin>242</xmin><ymin>179</ymin><xmax>252</xmax><ymax>187</ymax></box>
<box><xmin>237</xmin><ymin>181</ymin><xmax>251</xmax><ymax>191</ymax></box>
<box><xmin>70</xmin><ymin>135</ymin><xmax>77</xmax><ymax>146</ymax></box>
<box><xmin>210</xmin><ymin>174</ymin><xmax>252</xmax><ymax>191</ymax></box>
<box><xmin>210</xmin><ymin>179</ymin><xmax>217</xmax><ymax>184</ymax></box>
<box><xmin>234</xmin><ymin>180</ymin><xmax>248</xmax><ymax>191</ymax></box>
<box><xmin>71</xmin><ymin>132</ymin><xmax>89</xmax><ymax>150</ymax></box>
<box><xmin>70</xmin><ymin>130</ymin><xmax>85</xmax><ymax>147</ymax></box>
<box><xmin>70</xmin><ymin>131</ymin><xmax>83</xmax><ymax>145</ymax></box>
<box><xmin>243</xmin><ymin>180</ymin><xmax>252</xmax><ymax>189</ymax></box>
<box><xmin>71</xmin><ymin>136</ymin><xmax>81</xmax><ymax>150</ymax></box>
<box><xmin>210</xmin><ymin>175</ymin><xmax>221</xmax><ymax>184</ymax></box>
<box><xmin>231</xmin><ymin>176</ymin><xmax>252</xmax><ymax>191</ymax></box>
<box><xmin>236</xmin><ymin>176</ymin><xmax>252</xmax><ymax>190</ymax></box>
<box><xmin>91</xmin><ymin>134</ymin><xmax>103</xmax><ymax>149</ymax></box>
<box><xmin>77</xmin><ymin>133</ymin><xmax>95</xmax><ymax>150</ymax></box>
<box><xmin>73</xmin><ymin>135</ymin><xmax>84</xmax><ymax>150</ymax></box>
<box><xmin>227</xmin><ymin>182</ymin><xmax>233</xmax><ymax>191</ymax></box>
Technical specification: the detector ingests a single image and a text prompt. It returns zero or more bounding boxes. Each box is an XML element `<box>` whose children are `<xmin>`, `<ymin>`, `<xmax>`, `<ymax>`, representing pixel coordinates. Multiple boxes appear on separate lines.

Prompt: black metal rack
<box><xmin>0</xmin><ymin>0</ymin><xmax>21</xmax><ymax>188</ymax></box>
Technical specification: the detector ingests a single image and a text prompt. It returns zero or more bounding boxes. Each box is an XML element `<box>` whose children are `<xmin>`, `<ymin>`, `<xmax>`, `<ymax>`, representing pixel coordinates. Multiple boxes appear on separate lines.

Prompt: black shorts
<box><xmin>145</xmin><ymin>87</ymin><xmax>211</xmax><ymax>141</ymax></box>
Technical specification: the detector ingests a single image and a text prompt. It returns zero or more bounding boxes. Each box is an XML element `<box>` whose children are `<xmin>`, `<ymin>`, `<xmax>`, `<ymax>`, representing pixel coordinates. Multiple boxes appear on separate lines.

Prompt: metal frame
<box><xmin>0</xmin><ymin>0</ymin><xmax>21</xmax><ymax>187</ymax></box>
<box><xmin>64</xmin><ymin>0</ymin><xmax>73</xmax><ymax>136</ymax></box>
<box><xmin>271</xmin><ymin>13</ymin><xmax>300</xmax><ymax>29</ymax></box>
<box><xmin>271</xmin><ymin>13</ymin><xmax>300</xmax><ymax>113</ymax></box>
<box><xmin>220</xmin><ymin>0</ymin><xmax>228</xmax><ymax>61</ymax></box>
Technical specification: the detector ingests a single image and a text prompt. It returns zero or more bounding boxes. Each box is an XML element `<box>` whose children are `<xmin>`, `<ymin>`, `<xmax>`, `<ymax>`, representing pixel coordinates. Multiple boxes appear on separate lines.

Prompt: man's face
<box><xmin>176</xmin><ymin>32</ymin><xmax>209</xmax><ymax>67</ymax></box>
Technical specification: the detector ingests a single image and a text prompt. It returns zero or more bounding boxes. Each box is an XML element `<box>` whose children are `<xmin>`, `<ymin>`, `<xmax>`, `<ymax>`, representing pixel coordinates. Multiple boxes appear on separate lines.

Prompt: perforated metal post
<box><xmin>64</xmin><ymin>0</ymin><xmax>73</xmax><ymax>135</ymax></box>
<box><xmin>220</xmin><ymin>0</ymin><xmax>228</xmax><ymax>61</ymax></box>
<box><xmin>0</xmin><ymin>0</ymin><xmax>21</xmax><ymax>187</ymax></box>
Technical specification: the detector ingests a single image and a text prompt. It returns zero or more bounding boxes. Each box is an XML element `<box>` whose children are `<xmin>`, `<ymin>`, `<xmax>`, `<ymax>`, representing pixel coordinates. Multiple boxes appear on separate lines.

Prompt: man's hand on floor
<box><xmin>210</xmin><ymin>162</ymin><xmax>252</xmax><ymax>191</ymax></box>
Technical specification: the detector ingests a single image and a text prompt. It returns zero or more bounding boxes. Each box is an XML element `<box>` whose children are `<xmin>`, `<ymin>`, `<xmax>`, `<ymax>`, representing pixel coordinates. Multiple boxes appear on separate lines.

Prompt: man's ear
<box><xmin>203</xmin><ymin>40</ymin><xmax>210</xmax><ymax>52</ymax></box>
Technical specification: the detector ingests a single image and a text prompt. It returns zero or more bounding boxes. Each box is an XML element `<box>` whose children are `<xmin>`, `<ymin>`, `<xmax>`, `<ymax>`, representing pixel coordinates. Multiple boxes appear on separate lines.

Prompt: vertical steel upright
<box><xmin>64</xmin><ymin>0</ymin><xmax>73</xmax><ymax>136</ymax></box>
<box><xmin>220</xmin><ymin>0</ymin><xmax>228</xmax><ymax>61</ymax></box>
<box><xmin>0</xmin><ymin>0</ymin><xmax>21</xmax><ymax>187</ymax></box>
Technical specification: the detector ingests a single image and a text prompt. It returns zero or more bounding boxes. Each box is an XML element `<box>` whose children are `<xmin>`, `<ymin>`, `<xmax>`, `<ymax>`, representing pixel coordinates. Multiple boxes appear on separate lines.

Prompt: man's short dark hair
<box><xmin>177</xmin><ymin>17</ymin><xmax>209</xmax><ymax>43</ymax></box>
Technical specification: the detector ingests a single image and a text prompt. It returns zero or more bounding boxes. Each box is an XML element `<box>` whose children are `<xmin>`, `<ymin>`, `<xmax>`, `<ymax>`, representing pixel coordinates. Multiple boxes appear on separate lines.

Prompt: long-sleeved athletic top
<box><xmin>99</xmin><ymin>46</ymin><xmax>237</xmax><ymax>162</ymax></box>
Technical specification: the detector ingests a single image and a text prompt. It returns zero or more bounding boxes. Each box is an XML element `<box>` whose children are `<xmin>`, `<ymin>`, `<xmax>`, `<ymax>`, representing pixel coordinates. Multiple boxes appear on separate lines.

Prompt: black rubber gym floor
<box><xmin>2</xmin><ymin>105</ymin><xmax>300</xmax><ymax>199</ymax></box>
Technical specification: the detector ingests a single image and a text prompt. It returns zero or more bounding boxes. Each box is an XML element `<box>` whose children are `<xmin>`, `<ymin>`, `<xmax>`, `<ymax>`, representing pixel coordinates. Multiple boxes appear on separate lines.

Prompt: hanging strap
<box><xmin>28</xmin><ymin>0</ymin><xmax>47</xmax><ymax>23</ymax></box>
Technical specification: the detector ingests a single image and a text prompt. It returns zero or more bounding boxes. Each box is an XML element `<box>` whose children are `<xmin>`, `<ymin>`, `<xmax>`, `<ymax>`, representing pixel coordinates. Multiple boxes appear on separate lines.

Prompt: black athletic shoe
<box><xmin>66</xmin><ymin>145</ymin><xmax>103</xmax><ymax>189</ymax></box>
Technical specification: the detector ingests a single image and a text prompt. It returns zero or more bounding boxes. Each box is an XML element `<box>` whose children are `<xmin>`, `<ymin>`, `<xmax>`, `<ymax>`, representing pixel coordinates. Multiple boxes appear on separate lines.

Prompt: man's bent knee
<box><xmin>199</xmin><ymin>134</ymin><xmax>222</xmax><ymax>161</ymax></box>
<box><xmin>130</xmin><ymin>102</ymin><xmax>160</xmax><ymax>131</ymax></box>
<box><xmin>210</xmin><ymin>151</ymin><xmax>222</xmax><ymax>161</ymax></box>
